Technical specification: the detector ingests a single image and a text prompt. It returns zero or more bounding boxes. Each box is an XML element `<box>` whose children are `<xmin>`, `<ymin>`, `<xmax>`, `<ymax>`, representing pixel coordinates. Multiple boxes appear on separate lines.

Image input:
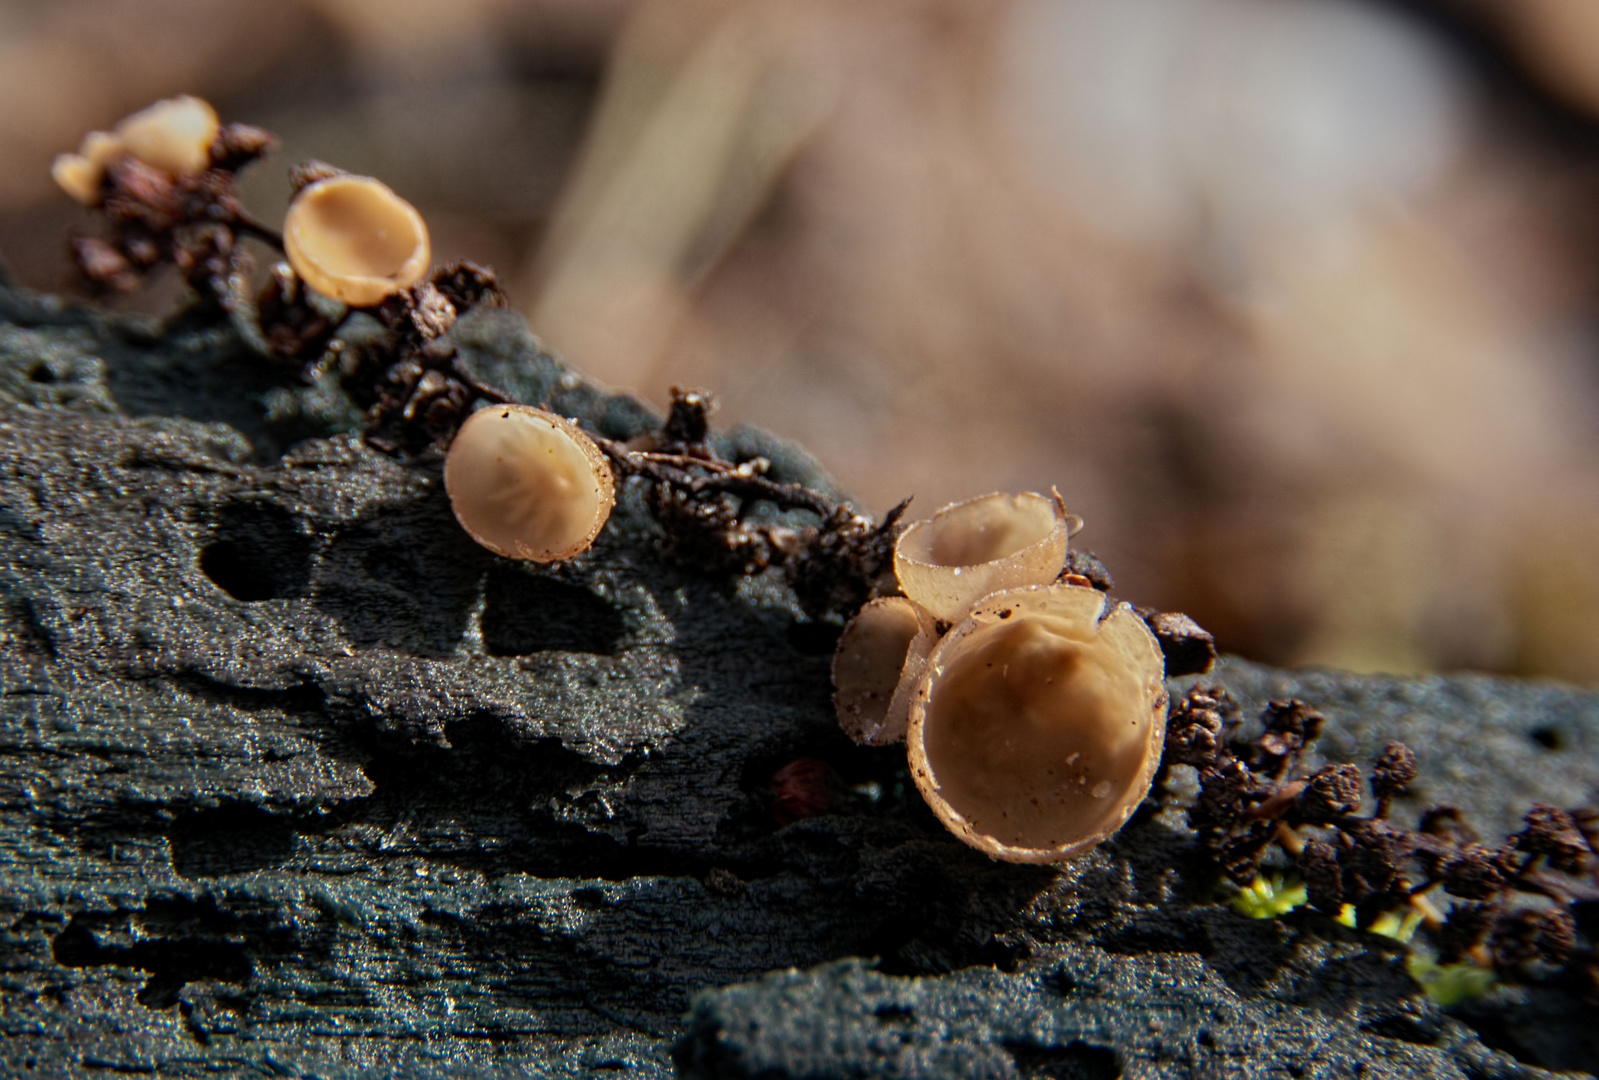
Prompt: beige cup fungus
<box><xmin>444</xmin><ymin>404</ymin><xmax>616</xmax><ymax>562</ymax></box>
<box><xmin>905</xmin><ymin>582</ymin><xmax>1168</xmax><ymax>864</ymax></box>
<box><xmin>832</xmin><ymin>596</ymin><xmax>940</xmax><ymax>746</ymax></box>
<box><xmin>53</xmin><ymin>95</ymin><xmax>221</xmax><ymax>204</ymax></box>
<box><xmin>283</xmin><ymin>174</ymin><xmax>431</xmax><ymax>307</ymax></box>
<box><xmin>893</xmin><ymin>491</ymin><xmax>1077</xmax><ymax>622</ymax></box>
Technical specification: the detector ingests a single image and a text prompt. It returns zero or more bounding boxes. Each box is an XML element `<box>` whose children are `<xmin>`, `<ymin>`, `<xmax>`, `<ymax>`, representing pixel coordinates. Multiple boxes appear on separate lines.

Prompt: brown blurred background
<box><xmin>6</xmin><ymin>0</ymin><xmax>1599</xmax><ymax>683</ymax></box>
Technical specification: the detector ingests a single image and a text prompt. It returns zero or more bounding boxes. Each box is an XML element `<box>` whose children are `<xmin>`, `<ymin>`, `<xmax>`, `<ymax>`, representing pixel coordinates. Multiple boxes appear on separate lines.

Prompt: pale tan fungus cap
<box><xmin>444</xmin><ymin>405</ymin><xmax>616</xmax><ymax>562</ymax></box>
<box><xmin>52</xmin><ymin>131</ymin><xmax>123</xmax><ymax>204</ymax></box>
<box><xmin>116</xmin><ymin>96</ymin><xmax>221</xmax><ymax>176</ymax></box>
<box><xmin>906</xmin><ymin>582</ymin><xmax>1168</xmax><ymax>864</ymax></box>
<box><xmin>832</xmin><ymin>596</ymin><xmax>940</xmax><ymax>745</ymax></box>
<box><xmin>284</xmin><ymin>175</ymin><xmax>431</xmax><ymax>307</ymax></box>
<box><xmin>52</xmin><ymin>96</ymin><xmax>221</xmax><ymax>205</ymax></box>
<box><xmin>893</xmin><ymin>491</ymin><xmax>1075</xmax><ymax>622</ymax></box>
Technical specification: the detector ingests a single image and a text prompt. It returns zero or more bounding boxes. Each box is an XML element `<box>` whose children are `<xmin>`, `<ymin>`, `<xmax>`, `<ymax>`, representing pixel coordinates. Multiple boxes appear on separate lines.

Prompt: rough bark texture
<box><xmin>0</xmin><ymin>272</ymin><xmax>1594</xmax><ymax>1078</ymax></box>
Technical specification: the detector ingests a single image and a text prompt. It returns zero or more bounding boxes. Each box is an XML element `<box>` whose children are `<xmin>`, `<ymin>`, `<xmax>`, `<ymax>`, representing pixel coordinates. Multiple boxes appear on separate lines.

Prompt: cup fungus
<box><xmin>832</xmin><ymin>596</ymin><xmax>940</xmax><ymax>745</ymax></box>
<box><xmin>444</xmin><ymin>404</ymin><xmax>616</xmax><ymax>562</ymax></box>
<box><xmin>52</xmin><ymin>95</ymin><xmax>221</xmax><ymax>204</ymax></box>
<box><xmin>894</xmin><ymin>491</ymin><xmax>1077</xmax><ymax>622</ymax></box>
<box><xmin>906</xmin><ymin>582</ymin><xmax>1168</xmax><ymax>863</ymax></box>
<box><xmin>283</xmin><ymin>174</ymin><xmax>431</xmax><ymax>307</ymax></box>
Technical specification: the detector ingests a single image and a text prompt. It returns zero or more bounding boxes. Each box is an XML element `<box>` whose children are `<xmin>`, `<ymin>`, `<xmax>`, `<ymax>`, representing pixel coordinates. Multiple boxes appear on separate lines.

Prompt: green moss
<box><xmin>1332</xmin><ymin>904</ymin><xmax>1495</xmax><ymax>1007</ymax></box>
<box><xmin>1406</xmin><ymin>953</ymin><xmax>1496</xmax><ymax>1008</ymax></box>
<box><xmin>1334</xmin><ymin>904</ymin><xmax>1423</xmax><ymax>943</ymax></box>
<box><xmin>1229</xmin><ymin>873</ymin><xmax>1308</xmax><ymax>919</ymax></box>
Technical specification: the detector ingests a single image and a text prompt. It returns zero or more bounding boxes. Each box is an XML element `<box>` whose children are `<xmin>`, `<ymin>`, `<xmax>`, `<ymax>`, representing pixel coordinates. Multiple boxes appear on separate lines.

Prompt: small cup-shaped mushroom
<box><xmin>52</xmin><ymin>96</ymin><xmax>220</xmax><ymax>204</ymax></box>
<box><xmin>283</xmin><ymin>174</ymin><xmax>431</xmax><ymax>306</ymax></box>
<box><xmin>893</xmin><ymin>491</ymin><xmax>1074</xmax><ymax>622</ymax></box>
<box><xmin>114</xmin><ymin>95</ymin><xmax>221</xmax><ymax>177</ymax></box>
<box><xmin>832</xmin><ymin>596</ymin><xmax>940</xmax><ymax>745</ymax></box>
<box><xmin>52</xmin><ymin>131</ymin><xmax>122</xmax><ymax>204</ymax></box>
<box><xmin>906</xmin><ymin>582</ymin><xmax>1168</xmax><ymax>863</ymax></box>
<box><xmin>445</xmin><ymin>404</ymin><xmax>615</xmax><ymax>562</ymax></box>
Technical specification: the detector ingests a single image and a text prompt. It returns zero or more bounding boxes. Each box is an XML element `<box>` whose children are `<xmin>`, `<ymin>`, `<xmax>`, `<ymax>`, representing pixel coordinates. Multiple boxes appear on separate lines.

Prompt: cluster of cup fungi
<box><xmin>56</xmin><ymin>98</ymin><xmax>1597</xmax><ymax>1003</ymax></box>
<box><xmin>831</xmin><ymin>492</ymin><xmax>1173</xmax><ymax>864</ymax></box>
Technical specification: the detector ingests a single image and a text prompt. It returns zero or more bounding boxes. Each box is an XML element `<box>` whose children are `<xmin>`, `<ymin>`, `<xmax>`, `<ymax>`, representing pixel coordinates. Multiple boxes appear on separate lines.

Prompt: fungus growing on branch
<box><xmin>893</xmin><ymin>491</ymin><xmax>1076</xmax><ymax>622</ymax></box>
<box><xmin>832</xmin><ymin>596</ymin><xmax>939</xmax><ymax>746</ymax></box>
<box><xmin>444</xmin><ymin>405</ymin><xmax>615</xmax><ymax>562</ymax></box>
<box><xmin>52</xmin><ymin>96</ymin><xmax>221</xmax><ymax>204</ymax></box>
<box><xmin>906</xmin><ymin>582</ymin><xmax>1168</xmax><ymax>863</ymax></box>
<box><xmin>284</xmin><ymin>173</ymin><xmax>431</xmax><ymax>306</ymax></box>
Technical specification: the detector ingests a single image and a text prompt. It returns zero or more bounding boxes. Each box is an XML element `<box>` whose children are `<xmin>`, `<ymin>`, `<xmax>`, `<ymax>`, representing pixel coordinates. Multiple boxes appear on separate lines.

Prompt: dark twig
<box><xmin>1164</xmin><ymin>684</ymin><xmax>1599</xmax><ymax>997</ymax></box>
<box><xmin>68</xmin><ymin>123</ymin><xmax>281</xmax><ymax>309</ymax></box>
<box><xmin>585</xmin><ymin>390</ymin><xmax>903</xmax><ymax>617</ymax></box>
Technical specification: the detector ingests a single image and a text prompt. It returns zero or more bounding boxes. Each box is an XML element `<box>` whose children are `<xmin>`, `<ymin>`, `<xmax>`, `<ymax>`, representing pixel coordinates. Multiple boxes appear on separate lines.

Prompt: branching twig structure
<box><xmin>1166</xmin><ymin>685</ymin><xmax>1599</xmax><ymax>998</ymax></box>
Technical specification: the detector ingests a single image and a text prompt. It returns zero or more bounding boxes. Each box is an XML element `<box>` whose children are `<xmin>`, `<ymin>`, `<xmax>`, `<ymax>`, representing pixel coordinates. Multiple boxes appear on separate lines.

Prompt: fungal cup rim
<box><xmin>444</xmin><ymin>403</ymin><xmax>616</xmax><ymax>563</ymax></box>
<box><xmin>832</xmin><ymin>595</ymin><xmax>941</xmax><ymax>746</ymax></box>
<box><xmin>284</xmin><ymin>174</ymin><xmax>432</xmax><ymax>307</ymax></box>
<box><xmin>904</xmin><ymin>581</ymin><xmax>1169</xmax><ymax>863</ymax></box>
<box><xmin>892</xmin><ymin>490</ymin><xmax>1076</xmax><ymax>622</ymax></box>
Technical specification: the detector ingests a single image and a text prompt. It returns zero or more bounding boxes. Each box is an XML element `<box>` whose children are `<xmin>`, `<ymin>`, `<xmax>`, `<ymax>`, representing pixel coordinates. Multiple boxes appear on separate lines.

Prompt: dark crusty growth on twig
<box><xmin>67</xmin><ymin>121</ymin><xmax>281</xmax><ymax>305</ymax></box>
<box><xmin>590</xmin><ymin>389</ymin><xmax>907</xmax><ymax>619</ymax></box>
<box><xmin>1163</xmin><ymin>683</ymin><xmax>1599</xmax><ymax>995</ymax></box>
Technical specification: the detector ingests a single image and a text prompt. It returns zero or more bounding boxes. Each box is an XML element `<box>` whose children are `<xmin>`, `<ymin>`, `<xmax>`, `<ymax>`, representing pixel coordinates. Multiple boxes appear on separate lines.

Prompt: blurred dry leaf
<box><xmin>525</xmin><ymin>0</ymin><xmax>846</xmax><ymax>389</ymax></box>
<box><xmin>1504</xmin><ymin>0</ymin><xmax>1599</xmax><ymax>117</ymax></box>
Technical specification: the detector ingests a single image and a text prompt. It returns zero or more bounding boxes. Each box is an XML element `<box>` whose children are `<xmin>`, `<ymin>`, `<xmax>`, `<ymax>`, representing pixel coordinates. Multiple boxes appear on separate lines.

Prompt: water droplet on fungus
<box><xmin>833</xmin><ymin>596</ymin><xmax>940</xmax><ymax>745</ymax></box>
<box><xmin>445</xmin><ymin>404</ymin><xmax>615</xmax><ymax>562</ymax></box>
<box><xmin>893</xmin><ymin>491</ymin><xmax>1074</xmax><ymax>622</ymax></box>
<box><xmin>284</xmin><ymin>173</ymin><xmax>431</xmax><ymax>306</ymax></box>
<box><xmin>906</xmin><ymin>582</ymin><xmax>1168</xmax><ymax>863</ymax></box>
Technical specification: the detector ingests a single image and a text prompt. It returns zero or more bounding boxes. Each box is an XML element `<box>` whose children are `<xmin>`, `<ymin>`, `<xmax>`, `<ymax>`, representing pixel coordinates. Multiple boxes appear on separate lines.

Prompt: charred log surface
<box><xmin>0</xmin><ymin>275</ymin><xmax>1595</xmax><ymax>1077</ymax></box>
